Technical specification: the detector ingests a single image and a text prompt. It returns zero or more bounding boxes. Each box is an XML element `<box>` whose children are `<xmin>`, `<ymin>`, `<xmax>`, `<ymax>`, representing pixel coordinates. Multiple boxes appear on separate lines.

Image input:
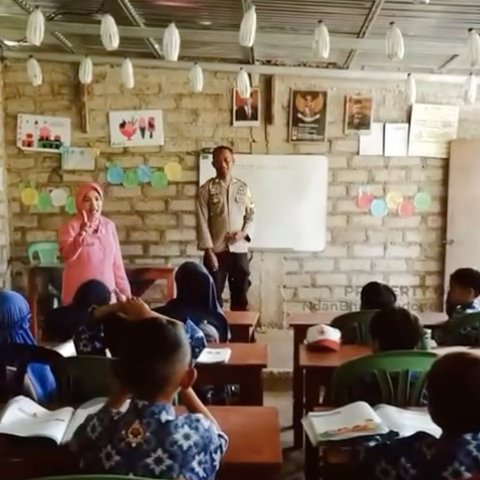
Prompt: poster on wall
<box><xmin>109</xmin><ymin>110</ymin><xmax>164</xmax><ymax>147</ymax></box>
<box><xmin>288</xmin><ymin>89</ymin><xmax>328</xmax><ymax>142</ymax></box>
<box><xmin>408</xmin><ymin>103</ymin><xmax>459</xmax><ymax>158</ymax></box>
<box><xmin>233</xmin><ymin>88</ymin><xmax>261</xmax><ymax>127</ymax></box>
<box><xmin>16</xmin><ymin>114</ymin><xmax>71</xmax><ymax>153</ymax></box>
<box><xmin>61</xmin><ymin>146</ymin><xmax>97</xmax><ymax>171</ymax></box>
<box><xmin>344</xmin><ymin>95</ymin><xmax>373</xmax><ymax>134</ymax></box>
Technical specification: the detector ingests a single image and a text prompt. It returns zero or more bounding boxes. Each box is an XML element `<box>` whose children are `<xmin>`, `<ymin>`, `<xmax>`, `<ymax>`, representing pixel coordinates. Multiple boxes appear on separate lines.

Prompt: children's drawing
<box><xmin>414</xmin><ymin>192</ymin><xmax>432</xmax><ymax>212</ymax></box>
<box><xmin>356</xmin><ymin>187</ymin><xmax>374</xmax><ymax>210</ymax></box>
<box><xmin>65</xmin><ymin>196</ymin><xmax>77</xmax><ymax>214</ymax></box>
<box><xmin>106</xmin><ymin>163</ymin><xmax>125</xmax><ymax>184</ymax></box>
<box><xmin>386</xmin><ymin>191</ymin><xmax>403</xmax><ymax>210</ymax></box>
<box><xmin>20</xmin><ymin>182</ymin><xmax>39</xmax><ymax>206</ymax></box>
<box><xmin>109</xmin><ymin>110</ymin><xmax>164</xmax><ymax>147</ymax></box>
<box><xmin>61</xmin><ymin>147</ymin><xmax>97</xmax><ymax>171</ymax></box>
<box><xmin>17</xmin><ymin>114</ymin><xmax>71</xmax><ymax>153</ymax></box>
<box><xmin>123</xmin><ymin>169</ymin><xmax>139</xmax><ymax>188</ymax></box>
<box><xmin>50</xmin><ymin>188</ymin><xmax>68</xmax><ymax>207</ymax></box>
<box><xmin>37</xmin><ymin>191</ymin><xmax>53</xmax><ymax>211</ymax></box>
<box><xmin>398</xmin><ymin>199</ymin><xmax>415</xmax><ymax>218</ymax></box>
<box><xmin>370</xmin><ymin>198</ymin><xmax>388</xmax><ymax>218</ymax></box>
<box><xmin>137</xmin><ymin>164</ymin><xmax>153</xmax><ymax>183</ymax></box>
<box><xmin>151</xmin><ymin>171</ymin><xmax>168</xmax><ymax>189</ymax></box>
<box><xmin>164</xmin><ymin>162</ymin><xmax>183</xmax><ymax>181</ymax></box>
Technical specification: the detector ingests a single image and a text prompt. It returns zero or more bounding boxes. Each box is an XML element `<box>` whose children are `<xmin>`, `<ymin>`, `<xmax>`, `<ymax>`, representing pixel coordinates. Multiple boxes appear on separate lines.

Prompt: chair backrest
<box><xmin>51</xmin><ymin>355</ymin><xmax>115</xmax><ymax>405</ymax></box>
<box><xmin>27</xmin><ymin>241</ymin><xmax>61</xmax><ymax>265</ymax></box>
<box><xmin>332</xmin><ymin>350</ymin><xmax>437</xmax><ymax>406</ymax></box>
<box><xmin>443</xmin><ymin>312</ymin><xmax>480</xmax><ymax>345</ymax></box>
<box><xmin>330</xmin><ymin>310</ymin><xmax>379</xmax><ymax>344</ymax></box>
<box><xmin>0</xmin><ymin>344</ymin><xmax>62</xmax><ymax>401</ymax></box>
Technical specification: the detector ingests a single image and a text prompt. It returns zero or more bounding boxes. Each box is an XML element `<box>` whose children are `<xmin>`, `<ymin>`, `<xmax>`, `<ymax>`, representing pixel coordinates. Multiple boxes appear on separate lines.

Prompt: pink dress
<box><xmin>59</xmin><ymin>215</ymin><xmax>131</xmax><ymax>304</ymax></box>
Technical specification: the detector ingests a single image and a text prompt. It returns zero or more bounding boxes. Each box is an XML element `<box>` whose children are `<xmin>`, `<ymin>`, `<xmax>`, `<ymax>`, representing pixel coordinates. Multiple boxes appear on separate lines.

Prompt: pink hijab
<box><xmin>75</xmin><ymin>182</ymin><xmax>104</xmax><ymax>213</ymax></box>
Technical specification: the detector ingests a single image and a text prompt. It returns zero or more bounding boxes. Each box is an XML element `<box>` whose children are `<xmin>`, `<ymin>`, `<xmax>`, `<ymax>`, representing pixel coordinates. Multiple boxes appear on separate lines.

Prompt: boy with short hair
<box><xmin>360</xmin><ymin>282</ymin><xmax>397</xmax><ymax>311</ymax></box>
<box><xmin>72</xmin><ymin>316</ymin><xmax>228</xmax><ymax>479</ymax></box>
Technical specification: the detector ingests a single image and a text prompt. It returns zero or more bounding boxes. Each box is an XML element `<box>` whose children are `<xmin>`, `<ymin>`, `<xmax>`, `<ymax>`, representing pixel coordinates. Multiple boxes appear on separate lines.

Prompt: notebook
<box><xmin>196</xmin><ymin>347</ymin><xmax>232</xmax><ymax>364</ymax></box>
<box><xmin>303</xmin><ymin>401</ymin><xmax>441</xmax><ymax>446</ymax></box>
<box><xmin>0</xmin><ymin>395</ymin><xmax>112</xmax><ymax>445</ymax></box>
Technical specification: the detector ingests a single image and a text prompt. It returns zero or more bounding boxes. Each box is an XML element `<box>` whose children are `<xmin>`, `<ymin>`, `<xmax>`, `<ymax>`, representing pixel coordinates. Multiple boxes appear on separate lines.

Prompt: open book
<box><xmin>0</xmin><ymin>396</ymin><xmax>109</xmax><ymax>445</ymax></box>
<box><xmin>196</xmin><ymin>347</ymin><xmax>231</xmax><ymax>364</ymax></box>
<box><xmin>303</xmin><ymin>401</ymin><xmax>442</xmax><ymax>446</ymax></box>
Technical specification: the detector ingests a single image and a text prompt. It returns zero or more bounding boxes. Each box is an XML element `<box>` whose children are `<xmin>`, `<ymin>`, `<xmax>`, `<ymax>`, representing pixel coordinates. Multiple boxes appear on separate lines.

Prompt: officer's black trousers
<box><xmin>204</xmin><ymin>251</ymin><xmax>250</xmax><ymax>311</ymax></box>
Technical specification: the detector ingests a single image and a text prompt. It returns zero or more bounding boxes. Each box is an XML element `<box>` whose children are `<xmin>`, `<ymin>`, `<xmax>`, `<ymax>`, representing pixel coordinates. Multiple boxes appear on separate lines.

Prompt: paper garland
<box><xmin>20</xmin><ymin>182</ymin><xmax>74</xmax><ymax>214</ymax></box>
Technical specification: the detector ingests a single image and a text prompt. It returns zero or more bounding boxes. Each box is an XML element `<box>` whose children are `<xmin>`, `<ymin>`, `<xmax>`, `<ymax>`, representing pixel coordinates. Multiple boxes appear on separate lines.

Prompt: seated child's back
<box><xmin>72</xmin><ymin>315</ymin><xmax>228</xmax><ymax>480</ymax></box>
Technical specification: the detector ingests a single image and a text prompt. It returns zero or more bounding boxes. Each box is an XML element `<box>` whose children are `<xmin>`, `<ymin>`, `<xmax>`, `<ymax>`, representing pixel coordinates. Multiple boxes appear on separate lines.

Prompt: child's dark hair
<box><xmin>450</xmin><ymin>268</ymin><xmax>480</xmax><ymax>296</ymax></box>
<box><xmin>427</xmin><ymin>352</ymin><xmax>480</xmax><ymax>434</ymax></box>
<box><xmin>370</xmin><ymin>307</ymin><xmax>422</xmax><ymax>351</ymax></box>
<box><xmin>72</xmin><ymin>280</ymin><xmax>111</xmax><ymax>310</ymax></box>
<box><xmin>113</xmin><ymin>317</ymin><xmax>191</xmax><ymax>400</ymax></box>
<box><xmin>212</xmin><ymin>145</ymin><xmax>233</xmax><ymax>161</ymax></box>
<box><xmin>360</xmin><ymin>282</ymin><xmax>397</xmax><ymax>310</ymax></box>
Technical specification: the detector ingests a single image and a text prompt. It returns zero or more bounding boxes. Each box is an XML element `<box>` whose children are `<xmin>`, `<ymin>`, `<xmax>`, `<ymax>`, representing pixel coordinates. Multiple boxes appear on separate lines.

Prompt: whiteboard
<box><xmin>199</xmin><ymin>154</ymin><xmax>328</xmax><ymax>251</ymax></box>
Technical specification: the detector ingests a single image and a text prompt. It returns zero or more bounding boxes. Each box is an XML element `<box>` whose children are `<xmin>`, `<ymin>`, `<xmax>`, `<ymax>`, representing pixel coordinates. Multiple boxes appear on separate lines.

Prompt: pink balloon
<box><xmin>398</xmin><ymin>199</ymin><xmax>414</xmax><ymax>217</ymax></box>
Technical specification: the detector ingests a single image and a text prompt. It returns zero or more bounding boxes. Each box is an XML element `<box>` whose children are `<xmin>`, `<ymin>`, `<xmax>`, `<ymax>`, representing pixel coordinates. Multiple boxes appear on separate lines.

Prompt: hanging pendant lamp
<box><xmin>163</xmin><ymin>23</ymin><xmax>181</xmax><ymax>61</ymax></box>
<box><xmin>405</xmin><ymin>73</ymin><xmax>416</xmax><ymax>106</ymax></box>
<box><xmin>121</xmin><ymin>58</ymin><xmax>135</xmax><ymax>89</ymax></box>
<box><xmin>100</xmin><ymin>14</ymin><xmax>120</xmax><ymax>51</ymax></box>
<box><xmin>312</xmin><ymin>20</ymin><xmax>330</xmax><ymax>60</ymax></box>
<box><xmin>26</xmin><ymin>57</ymin><xmax>42</xmax><ymax>87</ymax></box>
<box><xmin>385</xmin><ymin>22</ymin><xmax>405</xmax><ymax>61</ymax></box>
<box><xmin>464</xmin><ymin>74</ymin><xmax>478</xmax><ymax>104</ymax></box>
<box><xmin>467</xmin><ymin>29</ymin><xmax>480</xmax><ymax>68</ymax></box>
<box><xmin>239</xmin><ymin>4</ymin><xmax>256</xmax><ymax>47</ymax></box>
<box><xmin>78</xmin><ymin>56</ymin><xmax>93</xmax><ymax>85</ymax></box>
<box><xmin>189</xmin><ymin>63</ymin><xmax>204</xmax><ymax>93</ymax></box>
<box><xmin>26</xmin><ymin>7</ymin><xmax>45</xmax><ymax>46</ymax></box>
<box><xmin>236</xmin><ymin>68</ymin><xmax>251</xmax><ymax>99</ymax></box>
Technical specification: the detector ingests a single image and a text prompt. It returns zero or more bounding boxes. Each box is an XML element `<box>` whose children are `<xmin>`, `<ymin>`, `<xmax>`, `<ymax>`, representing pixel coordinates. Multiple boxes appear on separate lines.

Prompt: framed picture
<box><xmin>109</xmin><ymin>109</ymin><xmax>164</xmax><ymax>147</ymax></box>
<box><xmin>233</xmin><ymin>88</ymin><xmax>261</xmax><ymax>127</ymax></box>
<box><xmin>288</xmin><ymin>89</ymin><xmax>328</xmax><ymax>142</ymax></box>
<box><xmin>344</xmin><ymin>95</ymin><xmax>373</xmax><ymax>134</ymax></box>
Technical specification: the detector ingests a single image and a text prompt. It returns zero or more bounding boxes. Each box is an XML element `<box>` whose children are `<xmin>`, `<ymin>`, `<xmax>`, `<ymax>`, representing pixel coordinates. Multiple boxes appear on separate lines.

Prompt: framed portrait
<box><xmin>288</xmin><ymin>89</ymin><xmax>328</xmax><ymax>143</ymax></box>
<box><xmin>233</xmin><ymin>88</ymin><xmax>261</xmax><ymax>127</ymax></box>
<box><xmin>344</xmin><ymin>95</ymin><xmax>373</xmax><ymax>134</ymax></box>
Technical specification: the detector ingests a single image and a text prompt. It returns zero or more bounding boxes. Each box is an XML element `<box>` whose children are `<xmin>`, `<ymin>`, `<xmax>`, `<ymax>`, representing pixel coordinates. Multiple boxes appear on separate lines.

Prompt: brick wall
<box><xmin>3</xmin><ymin>60</ymin><xmax>480</xmax><ymax>325</ymax></box>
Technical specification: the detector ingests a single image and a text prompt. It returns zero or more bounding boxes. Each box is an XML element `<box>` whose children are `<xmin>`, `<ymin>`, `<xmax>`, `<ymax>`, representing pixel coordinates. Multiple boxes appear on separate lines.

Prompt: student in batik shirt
<box><xmin>71</xmin><ymin>308</ymin><xmax>228</xmax><ymax>480</ymax></box>
<box><xmin>359</xmin><ymin>352</ymin><xmax>480</xmax><ymax>479</ymax></box>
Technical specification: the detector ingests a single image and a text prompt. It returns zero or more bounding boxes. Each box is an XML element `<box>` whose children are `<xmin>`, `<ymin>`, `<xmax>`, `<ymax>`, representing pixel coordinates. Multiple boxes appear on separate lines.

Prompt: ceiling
<box><xmin>0</xmin><ymin>0</ymin><xmax>478</xmax><ymax>74</ymax></box>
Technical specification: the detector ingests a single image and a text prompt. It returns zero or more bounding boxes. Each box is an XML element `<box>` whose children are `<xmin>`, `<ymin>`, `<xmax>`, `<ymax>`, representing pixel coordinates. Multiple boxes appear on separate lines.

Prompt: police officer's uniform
<box><xmin>196</xmin><ymin>177</ymin><xmax>255</xmax><ymax>310</ymax></box>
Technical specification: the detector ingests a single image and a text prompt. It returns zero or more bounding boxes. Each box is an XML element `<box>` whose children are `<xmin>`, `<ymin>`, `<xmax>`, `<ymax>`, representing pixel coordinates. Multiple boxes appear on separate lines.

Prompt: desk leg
<box><xmin>241</xmin><ymin>367</ymin><xmax>263</xmax><ymax>406</ymax></box>
<box><xmin>27</xmin><ymin>269</ymin><xmax>39</xmax><ymax>339</ymax></box>
<box><xmin>304</xmin><ymin>435</ymin><xmax>320</xmax><ymax>480</ymax></box>
<box><xmin>293</xmin><ymin>327</ymin><xmax>305</xmax><ymax>448</ymax></box>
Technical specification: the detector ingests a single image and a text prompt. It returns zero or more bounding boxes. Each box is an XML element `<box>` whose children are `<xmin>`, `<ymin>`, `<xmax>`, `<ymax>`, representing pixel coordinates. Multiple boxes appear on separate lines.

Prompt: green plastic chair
<box><xmin>439</xmin><ymin>311</ymin><xmax>480</xmax><ymax>346</ymax></box>
<box><xmin>330</xmin><ymin>310</ymin><xmax>379</xmax><ymax>344</ymax></box>
<box><xmin>332</xmin><ymin>350</ymin><xmax>437</xmax><ymax>406</ymax></box>
<box><xmin>52</xmin><ymin>356</ymin><xmax>115</xmax><ymax>405</ymax></box>
<box><xmin>33</xmin><ymin>476</ymin><xmax>158</xmax><ymax>480</ymax></box>
<box><xmin>27</xmin><ymin>241</ymin><xmax>61</xmax><ymax>265</ymax></box>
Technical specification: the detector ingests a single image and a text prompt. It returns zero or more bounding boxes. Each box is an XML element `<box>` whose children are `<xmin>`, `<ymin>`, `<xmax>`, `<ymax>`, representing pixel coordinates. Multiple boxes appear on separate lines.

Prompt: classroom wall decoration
<box><xmin>109</xmin><ymin>110</ymin><xmax>164</xmax><ymax>147</ymax></box>
<box><xmin>17</xmin><ymin>114</ymin><xmax>71</xmax><ymax>153</ymax></box>
<box><xmin>61</xmin><ymin>146</ymin><xmax>97</xmax><ymax>171</ymax></box>
<box><xmin>233</xmin><ymin>87</ymin><xmax>261</xmax><ymax>127</ymax></box>
<box><xmin>288</xmin><ymin>89</ymin><xmax>328</xmax><ymax>143</ymax></box>
<box><xmin>20</xmin><ymin>182</ymin><xmax>74</xmax><ymax>213</ymax></box>
<box><xmin>344</xmin><ymin>95</ymin><xmax>373</xmax><ymax>134</ymax></box>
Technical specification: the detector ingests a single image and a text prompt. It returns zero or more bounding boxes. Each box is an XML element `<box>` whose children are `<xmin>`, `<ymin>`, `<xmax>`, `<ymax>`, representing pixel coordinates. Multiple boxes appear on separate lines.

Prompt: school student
<box><xmin>359</xmin><ymin>352</ymin><xmax>480</xmax><ymax>479</ymax></box>
<box><xmin>154</xmin><ymin>261</ymin><xmax>230</xmax><ymax>342</ymax></box>
<box><xmin>71</xmin><ymin>316</ymin><xmax>228</xmax><ymax>480</ymax></box>
<box><xmin>360</xmin><ymin>282</ymin><xmax>397</xmax><ymax>310</ymax></box>
<box><xmin>0</xmin><ymin>290</ymin><xmax>56</xmax><ymax>403</ymax></box>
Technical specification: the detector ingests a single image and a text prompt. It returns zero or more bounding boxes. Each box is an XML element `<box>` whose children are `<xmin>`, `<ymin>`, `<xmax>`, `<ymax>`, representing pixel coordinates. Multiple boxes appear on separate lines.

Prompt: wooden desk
<box><xmin>225</xmin><ymin>310</ymin><xmax>260</xmax><ymax>342</ymax></box>
<box><xmin>28</xmin><ymin>264</ymin><xmax>175</xmax><ymax>339</ymax></box>
<box><xmin>288</xmin><ymin>310</ymin><xmax>446</xmax><ymax>447</ymax></box>
<box><xmin>0</xmin><ymin>406</ymin><xmax>282</xmax><ymax>480</ymax></box>
<box><xmin>196</xmin><ymin>343</ymin><xmax>268</xmax><ymax>405</ymax></box>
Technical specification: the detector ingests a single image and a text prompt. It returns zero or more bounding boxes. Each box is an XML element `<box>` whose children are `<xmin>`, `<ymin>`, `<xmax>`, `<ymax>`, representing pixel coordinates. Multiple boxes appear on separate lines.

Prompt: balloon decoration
<box><xmin>20</xmin><ymin>182</ymin><xmax>74</xmax><ymax>214</ymax></box>
<box><xmin>105</xmin><ymin>162</ymin><xmax>182</xmax><ymax>189</ymax></box>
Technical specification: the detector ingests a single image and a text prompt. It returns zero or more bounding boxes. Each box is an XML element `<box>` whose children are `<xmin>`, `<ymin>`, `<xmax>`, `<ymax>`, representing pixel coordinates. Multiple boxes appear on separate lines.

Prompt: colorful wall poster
<box><xmin>288</xmin><ymin>89</ymin><xmax>328</xmax><ymax>142</ymax></box>
<box><xmin>17</xmin><ymin>114</ymin><xmax>71</xmax><ymax>153</ymax></box>
<box><xmin>109</xmin><ymin>110</ymin><xmax>164</xmax><ymax>147</ymax></box>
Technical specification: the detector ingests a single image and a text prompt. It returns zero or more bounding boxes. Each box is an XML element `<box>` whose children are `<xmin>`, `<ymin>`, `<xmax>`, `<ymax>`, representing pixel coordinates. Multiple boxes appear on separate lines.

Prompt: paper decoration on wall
<box><xmin>398</xmin><ymin>199</ymin><xmax>415</xmax><ymax>218</ymax></box>
<box><xmin>384</xmin><ymin>123</ymin><xmax>409</xmax><ymax>157</ymax></box>
<box><xmin>151</xmin><ymin>171</ymin><xmax>168</xmax><ymax>189</ymax></box>
<box><xmin>106</xmin><ymin>162</ymin><xmax>125</xmax><ymax>184</ymax></box>
<box><xmin>137</xmin><ymin>164</ymin><xmax>153</xmax><ymax>183</ymax></box>
<box><xmin>17</xmin><ymin>114</ymin><xmax>71</xmax><ymax>153</ymax></box>
<box><xmin>164</xmin><ymin>162</ymin><xmax>182</xmax><ymax>181</ymax></box>
<box><xmin>370</xmin><ymin>198</ymin><xmax>388</xmax><ymax>218</ymax></box>
<box><xmin>65</xmin><ymin>196</ymin><xmax>77</xmax><ymax>214</ymax></box>
<box><xmin>109</xmin><ymin>110</ymin><xmax>164</xmax><ymax>147</ymax></box>
<box><xmin>61</xmin><ymin>146</ymin><xmax>97</xmax><ymax>171</ymax></box>
<box><xmin>356</xmin><ymin>187</ymin><xmax>374</xmax><ymax>210</ymax></box>
<box><xmin>50</xmin><ymin>187</ymin><xmax>68</xmax><ymax>207</ymax></box>
<box><xmin>359</xmin><ymin>123</ymin><xmax>384</xmax><ymax>156</ymax></box>
<box><xmin>385</xmin><ymin>191</ymin><xmax>403</xmax><ymax>210</ymax></box>
<box><xmin>123</xmin><ymin>169</ymin><xmax>139</xmax><ymax>188</ymax></box>
<box><xmin>414</xmin><ymin>192</ymin><xmax>432</xmax><ymax>212</ymax></box>
<box><xmin>20</xmin><ymin>182</ymin><xmax>39</xmax><ymax>206</ymax></box>
<box><xmin>37</xmin><ymin>191</ymin><xmax>53</xmax><ymax>211</ymax></box>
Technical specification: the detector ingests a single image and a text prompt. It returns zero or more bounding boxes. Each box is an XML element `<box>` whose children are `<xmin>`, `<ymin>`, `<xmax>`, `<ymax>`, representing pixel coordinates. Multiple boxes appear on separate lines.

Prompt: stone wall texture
<box><xmin>3</xmin><ymin>60</ymin><xmax>480</xmax><ymax>326</ymax></box>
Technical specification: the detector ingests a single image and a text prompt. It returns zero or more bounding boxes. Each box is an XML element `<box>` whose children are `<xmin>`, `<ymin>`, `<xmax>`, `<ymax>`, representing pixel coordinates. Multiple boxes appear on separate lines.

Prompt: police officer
<box><xmin>196</xmin><ymin>146</ymin><xmax>255</xmax><ymax>311</ymax></box>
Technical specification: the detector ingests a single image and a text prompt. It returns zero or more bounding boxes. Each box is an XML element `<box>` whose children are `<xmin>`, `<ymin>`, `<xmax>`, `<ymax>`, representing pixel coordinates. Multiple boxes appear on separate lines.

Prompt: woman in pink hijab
<box><xmin>58</xmin><ymin>182</ymin><xmax>131</xmax><ymax>305</ymax></box>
